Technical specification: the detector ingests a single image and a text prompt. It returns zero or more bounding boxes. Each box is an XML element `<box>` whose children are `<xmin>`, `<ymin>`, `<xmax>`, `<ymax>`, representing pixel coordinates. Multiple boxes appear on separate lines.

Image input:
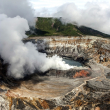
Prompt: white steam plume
<box><xmin>0</xmin><ymin>14</ymin><xmax>73</xmax><ymax>78</ymax></box>
<box><xmin>0</xmin><ymin>0</ymin><xmax>35</xmax><ymax>26</ymax></box>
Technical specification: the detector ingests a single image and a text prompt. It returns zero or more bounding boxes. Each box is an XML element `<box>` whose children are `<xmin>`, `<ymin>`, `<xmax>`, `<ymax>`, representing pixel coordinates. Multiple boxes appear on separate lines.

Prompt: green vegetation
<box><xmin>76</xmin><ymin>26</ymin><xmax>110</xmax><ymax>38</ymax></box>
<box><xmin>27</xmin><ymin>17</ymin><xmax>110</xmax><ymax>38</ymax></box>
<box><xmin>35</xmin><ymin>17</ymin><xmax>83</xmax><ymax>36</ymax></box>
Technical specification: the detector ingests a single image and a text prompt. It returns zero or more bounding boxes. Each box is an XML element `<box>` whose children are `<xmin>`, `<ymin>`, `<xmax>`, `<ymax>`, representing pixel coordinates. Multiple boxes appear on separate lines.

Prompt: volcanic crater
<box><xmin>0</xmin><ymin>36</ymin><xmax>110</xmax><ymax>110</ymax></box>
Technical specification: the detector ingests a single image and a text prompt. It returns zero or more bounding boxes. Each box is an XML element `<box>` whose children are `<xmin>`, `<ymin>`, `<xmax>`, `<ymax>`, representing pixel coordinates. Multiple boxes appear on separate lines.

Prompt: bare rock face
<box><xmin>0</xmin><ymin>36</ymin><xmax>110</xmax><ymax>110</ymax></box>
<box><xmin>26</xmin><ymin>36</ymin><xmax>110</xmax><ymax>66</ymax></box>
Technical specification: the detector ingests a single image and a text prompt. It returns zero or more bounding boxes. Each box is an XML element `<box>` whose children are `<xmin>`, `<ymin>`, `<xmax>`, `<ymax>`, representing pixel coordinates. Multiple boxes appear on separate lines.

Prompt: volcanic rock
<box><xmin>0</xmin><ymin>36</ymin><xmax>110</xmax><ymax>110</ymax></box>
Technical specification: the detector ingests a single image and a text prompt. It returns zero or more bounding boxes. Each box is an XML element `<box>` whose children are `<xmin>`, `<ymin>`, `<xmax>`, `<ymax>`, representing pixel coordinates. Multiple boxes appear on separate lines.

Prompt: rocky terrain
<box><xmin>26</xmin><ymin>36</ymin><xmax>110</xmax><ymax>67</ymax></box>
<box><xmin>0</xmin><ymin>36</ymin><xmax>110</xmax><ymax>110</ymax></box>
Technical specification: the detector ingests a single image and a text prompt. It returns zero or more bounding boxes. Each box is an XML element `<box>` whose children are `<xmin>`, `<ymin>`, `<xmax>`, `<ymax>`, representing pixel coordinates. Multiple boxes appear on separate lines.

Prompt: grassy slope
<box><xmin>36</xmin><ymin>17</ymin><xmax>83</xmax><ymax>36</ymax></box>
<box><xmin>28</xmin><ymin>17</ymin><xmax>110</xmax><ymax>38</ymax></box>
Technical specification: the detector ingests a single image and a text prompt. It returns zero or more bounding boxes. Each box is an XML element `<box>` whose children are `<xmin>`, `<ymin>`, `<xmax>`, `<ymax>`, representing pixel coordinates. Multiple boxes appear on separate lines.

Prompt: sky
<box><xmin>29</xmin><ymin>0</ymin><xmax>110</xmax><ymax>14</ymax></box>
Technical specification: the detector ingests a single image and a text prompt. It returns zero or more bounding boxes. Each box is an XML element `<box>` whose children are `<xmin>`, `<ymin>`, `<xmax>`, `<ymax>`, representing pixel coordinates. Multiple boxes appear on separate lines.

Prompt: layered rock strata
<box><xmin>25</xmin><ymin>36</ymin><xmax>110</xmax><ymax>67</ymax></box>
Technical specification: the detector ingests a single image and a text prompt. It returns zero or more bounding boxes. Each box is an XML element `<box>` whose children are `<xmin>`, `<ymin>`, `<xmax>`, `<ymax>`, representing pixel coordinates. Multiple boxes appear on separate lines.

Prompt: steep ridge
<box><xmin>28</xmin><ymin>17</ymin><xmax>110</xmax><ymax>39</ymax></box>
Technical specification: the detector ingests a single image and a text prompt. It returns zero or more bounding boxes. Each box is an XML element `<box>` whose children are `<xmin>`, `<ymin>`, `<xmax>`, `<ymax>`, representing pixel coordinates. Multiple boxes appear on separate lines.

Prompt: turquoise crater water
<box><xmin>63</xmin><ymin>58</ymin><xmax>82</xmax><ymax>67</ymax></box>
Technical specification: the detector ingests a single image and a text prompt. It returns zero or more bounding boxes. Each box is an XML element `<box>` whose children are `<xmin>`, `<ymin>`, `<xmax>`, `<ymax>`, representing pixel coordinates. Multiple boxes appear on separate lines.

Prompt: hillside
<box><xmin>27</xmin><ymin>17</ymin><xmax>110</xmax><ymax>38</ymax></box>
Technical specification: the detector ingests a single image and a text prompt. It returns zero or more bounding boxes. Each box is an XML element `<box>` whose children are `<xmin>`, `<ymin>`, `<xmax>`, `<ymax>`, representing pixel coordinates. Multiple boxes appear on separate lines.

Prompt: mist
<box><xmin>0</xmin><ymin>14</ymin><xmax>74</xmax><ymax>78</ymax></box>
<box><xmin>0</xmin><ymin>0</ymin><xmax>35</xmax><ymax>26</ymax></box>
<box><xmin>53</xmin><ymin>2</ymin><xmax>110</xmax><ymax>35</ymax></box>
<box><xmin>36</xmin><ymin>2</ymin><xmax>110</xmax><ymax>35</ymax></box>
<box><xmin>0</xmin><ymin>0</ymin><xmax>75</xmax><ymax>78</ymax></box>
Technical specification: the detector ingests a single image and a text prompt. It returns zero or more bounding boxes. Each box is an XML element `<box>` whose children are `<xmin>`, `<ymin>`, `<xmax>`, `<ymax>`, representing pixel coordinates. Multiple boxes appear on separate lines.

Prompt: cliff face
<box><xmin>32</xmin><ymin>36</ymin><xmax>110</xmax><ymax>67</ymax></box>
<box><xmin>0</xmin><ymin>36</ymin><xmax>110</xmax><ymax>110</ymax></box>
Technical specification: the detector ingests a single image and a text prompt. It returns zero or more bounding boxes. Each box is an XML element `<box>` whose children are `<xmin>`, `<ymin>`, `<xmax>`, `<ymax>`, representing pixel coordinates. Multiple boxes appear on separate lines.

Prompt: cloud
<box><xmin>30</xmin><ymin>0</ymin><xmax>110</xmax><ymax>34</ymax></box>
<box><xmin>53</xmin><ymin>2</ymin><xmax>110</xmax><ymax>35</ymax></box>
<box><xmin>0</xmin><ymin>0</ymin><xmax>35</xmax><ymax>26</ymax></box>
<box><xmin>29</xmin><ymin>0</ymin><xmax>109</xmax><ymax>11</ymax></box>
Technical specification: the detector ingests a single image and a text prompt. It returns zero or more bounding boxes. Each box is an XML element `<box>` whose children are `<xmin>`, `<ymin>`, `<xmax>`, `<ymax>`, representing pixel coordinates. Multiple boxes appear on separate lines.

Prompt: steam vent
<box><xmin>0</xmin><ymin>36</ymin><xmax>110</xmax><ymax>110</ymax></box>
